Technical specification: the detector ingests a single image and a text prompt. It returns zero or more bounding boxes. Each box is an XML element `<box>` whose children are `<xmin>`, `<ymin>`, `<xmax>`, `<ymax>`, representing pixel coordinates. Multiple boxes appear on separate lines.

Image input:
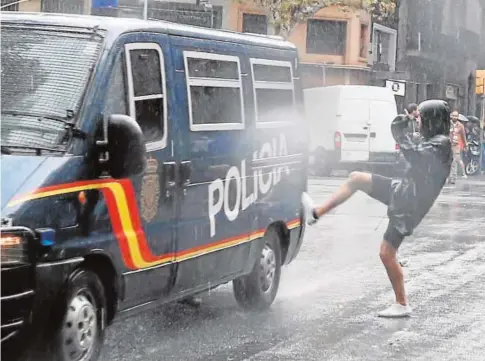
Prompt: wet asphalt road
<box><xmin>100</xmin><ymin>177</ymin><xmax>485</xmax><ymax>361</ymax></box>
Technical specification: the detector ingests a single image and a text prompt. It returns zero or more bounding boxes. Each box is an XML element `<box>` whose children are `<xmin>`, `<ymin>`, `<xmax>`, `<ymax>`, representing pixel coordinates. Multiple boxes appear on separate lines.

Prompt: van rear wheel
<box><xmin>233</xmin><ymin>228</ymin><xmax>282</xmax><ymax>310</ymax></box>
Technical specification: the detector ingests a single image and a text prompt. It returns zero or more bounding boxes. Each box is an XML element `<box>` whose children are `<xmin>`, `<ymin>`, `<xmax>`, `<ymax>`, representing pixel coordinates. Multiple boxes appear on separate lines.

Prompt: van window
<box><xmin>0</xmin><ymin>26</ymin><xmax>103</xmax><ymax>150</ymax></box>
<box><xmin>250</xmin><ymin>59</ymin><xmax>295</xmax><ymax>126</ymax></box>
<box><xmin>125</xmin><ymin>43</ymin><xmax>167</xmax><ymax>150</ymax></box>
<box><xmin>184</xmin><ymin>51</ymin><xmax>244</xmax><ymax>131</ymax></box>
<box><xmin>104</xmin><ymin>52</ymin><xmax>127</xmax><ymax>116</ymax></box>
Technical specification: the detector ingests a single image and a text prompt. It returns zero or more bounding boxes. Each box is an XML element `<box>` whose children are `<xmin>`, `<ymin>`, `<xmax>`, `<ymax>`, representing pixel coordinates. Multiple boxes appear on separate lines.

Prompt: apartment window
<box><xmin>375</xmin><ymin>30</ymin><xmax>390</xmax><ymax>63</ymax></box>
<box><xmin>306</xmin><ymin>19</ymin><xmax>347</xmax><ymax>55</ymax></box>
<box><xmin>1</xmin><ymin>0</ymin><xmax>19</xmax><ymax>11</ymax></box>
<box><xmin>371</xmin><ymin>23</ymin><xmax>397</xmax><ymax>72</ymax></box>
<box><xmin>242</xmin><ymin>13</ymin><xmax>267</xmax><ymax>34</ymax></box>
<box><xmin>184</xmin><ymin>51</ymin><xmax>244</xmax><ymax>131</ymax></box>
<box><xmin>251</xmin><ymin>58</ymin><xmax>295</xmax><ymax>127</ymax></box>
<box><xmin>360</xmin><ymin>24</ymin><xmax>368</xmax><ymax>58</ymax></box>
<box><xmin>125</xmin><ymin>43</ymin><xmax>167</xmax><ymax>150</ymax></box>
<box><xmin>42</xmin><ymin>0</ymin><xmax>84</xmax><ymax>14</ymax></box>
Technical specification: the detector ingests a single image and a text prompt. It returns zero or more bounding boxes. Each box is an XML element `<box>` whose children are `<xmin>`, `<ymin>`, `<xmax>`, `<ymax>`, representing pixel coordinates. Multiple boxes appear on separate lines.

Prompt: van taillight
<box><xmin>395</xmin><ymin>143</ymin><xmax>400</xmax><ymax>151</ymax></box>
<box><xmin>334</xmin><ymin>132</ymin><xmax>342</xmax><ymax>149</ymax></box>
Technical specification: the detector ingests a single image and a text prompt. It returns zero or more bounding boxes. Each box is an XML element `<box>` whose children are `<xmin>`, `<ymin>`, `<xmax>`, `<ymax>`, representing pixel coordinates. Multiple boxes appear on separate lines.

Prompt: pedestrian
<box><xmin>405</xmin><ymin>103</ymin><xmax>421</xmax><ymax>133</ymax></box>
<box><xmin>449</xmin><ymin>110</ymin><xmax>468</xmax><ymax>183</ymax></box>
<box><xmin>301</xmin><ymin>100</ymin><xmax>452</xmax><ymax>318</ymax></box>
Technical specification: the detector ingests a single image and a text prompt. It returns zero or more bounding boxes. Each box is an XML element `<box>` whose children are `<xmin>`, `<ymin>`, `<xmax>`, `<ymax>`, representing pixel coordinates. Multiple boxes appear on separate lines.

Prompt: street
<box><xmin>99</xmin><ymin>177</ymin><xmax>485</xmax><ymax>361</ymax></box>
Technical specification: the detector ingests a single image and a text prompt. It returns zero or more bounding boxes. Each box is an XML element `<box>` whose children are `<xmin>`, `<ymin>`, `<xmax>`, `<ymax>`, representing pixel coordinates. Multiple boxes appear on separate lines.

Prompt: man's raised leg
<box><xmin>302</xmin><ymin>171</ymin><xmax>372</xmax><ymax>224</ymax></box>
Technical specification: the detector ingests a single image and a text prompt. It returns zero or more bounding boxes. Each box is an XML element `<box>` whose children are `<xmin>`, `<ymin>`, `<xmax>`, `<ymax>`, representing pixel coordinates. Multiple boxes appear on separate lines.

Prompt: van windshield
<box><xmin>0</xmin><ymin>25</ymin><xmax>103</xmax><ymax>151</ymax></box>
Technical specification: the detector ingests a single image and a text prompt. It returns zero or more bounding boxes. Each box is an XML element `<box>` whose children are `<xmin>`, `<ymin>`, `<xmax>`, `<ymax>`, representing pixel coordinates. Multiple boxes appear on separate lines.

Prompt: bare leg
<box><xmin>449</xmin><ymin>151</ymin><xmax>458</xmax><ymax>183</ymax></box>
<box><xmin>379</xmin><ymin>241</ymin><xmax>407</xmax><ymax>305</ymax></box>
<box><xmin>459</xmin><ymin>158</ymin><xmax>467</xmax><ymax>177</ymax></box>
<box><xmin>314</xmin><ymin>171</ymin><xmax>372</xmax><ymax>218</ymax></box>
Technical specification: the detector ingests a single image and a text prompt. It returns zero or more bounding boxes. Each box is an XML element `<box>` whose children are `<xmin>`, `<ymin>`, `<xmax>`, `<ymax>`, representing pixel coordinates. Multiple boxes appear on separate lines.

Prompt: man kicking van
<box><xmin>302</xmin><ymin>100</ymin><xmax>453</xmax><ymax>318</ymax></box>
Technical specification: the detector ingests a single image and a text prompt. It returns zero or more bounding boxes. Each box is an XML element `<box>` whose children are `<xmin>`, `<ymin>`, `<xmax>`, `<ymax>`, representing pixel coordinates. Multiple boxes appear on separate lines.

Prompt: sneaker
<box><xmin>462</xmin><ymin>174</ymin><xmax>468</xmax><ymax>179</ymax></box>
<box><xmin>377</xmin><ymin>303</ymin><xmax>412</xmax><ymax>318</ymax></box>
<box><xmin>301</xmin><ymin>192</ymin><xmax>317</xmax><ymax>225</ymax></box>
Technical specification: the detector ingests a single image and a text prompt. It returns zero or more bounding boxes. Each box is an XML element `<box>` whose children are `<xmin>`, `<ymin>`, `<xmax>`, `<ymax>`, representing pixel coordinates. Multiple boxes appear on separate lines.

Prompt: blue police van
<box><xmin>1</xmin><ymin>12</ymin><xmax>309</xmax><ymax>361</ymax></box>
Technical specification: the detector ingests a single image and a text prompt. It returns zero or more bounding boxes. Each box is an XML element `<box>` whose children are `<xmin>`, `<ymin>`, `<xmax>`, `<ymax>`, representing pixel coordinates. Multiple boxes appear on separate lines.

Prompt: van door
<box><xmin>339</xmin><ymin>98</ymin><xmax>370</xmax><ymax>162</ymax></box>
<box><xmin>168</xmin><ymin>37</ymin><xmax>251</xmax><ymax>294</ymax></box>
<box><xmin>369</xmin><ymin>99</ymin><xmax>398</xmax><ymax>160</ymax></box>
<box><xmin>105</xmin><ymin>35</ymin><xmax>179</xmax><ymax>308</ymax></box>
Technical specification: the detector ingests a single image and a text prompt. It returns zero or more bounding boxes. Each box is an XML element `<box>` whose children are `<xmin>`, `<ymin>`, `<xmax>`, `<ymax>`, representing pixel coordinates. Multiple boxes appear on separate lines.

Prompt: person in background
<box><xmin>449</xmin><ymin>110</ymin><xmax>468</xmax><ymax>183</ymax></box>
<box><xmin>405</xmin><ymin>103</ymin><xmax>421</xmax><ymax>133</ymax></box>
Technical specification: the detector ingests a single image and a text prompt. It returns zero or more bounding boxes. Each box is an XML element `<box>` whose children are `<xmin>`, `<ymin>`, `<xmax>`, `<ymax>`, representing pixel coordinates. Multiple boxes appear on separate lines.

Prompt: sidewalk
<box><xmin>465</xmin><ymin>173</ymin><xmax>485</xmax><ymax>182</ymax></box>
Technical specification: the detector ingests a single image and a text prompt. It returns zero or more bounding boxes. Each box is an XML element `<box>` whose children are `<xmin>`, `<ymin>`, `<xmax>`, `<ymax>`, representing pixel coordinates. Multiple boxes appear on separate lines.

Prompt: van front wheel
<box><xmin>50</xmin><ymin>268</ymin><xmax>106</xmax><ymax>361</ymax></box>
<box><xmin>233</xmin><ymin>228</ymin><xmax>282</xmax><ymax>310</ymax></box>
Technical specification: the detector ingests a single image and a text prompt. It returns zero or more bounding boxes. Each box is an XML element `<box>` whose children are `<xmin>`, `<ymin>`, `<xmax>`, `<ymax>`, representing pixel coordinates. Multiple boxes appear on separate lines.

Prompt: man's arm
<box><xmin>391</xmin><ymin>115</ymin><xmax>435</xmax><ymax>167</ymax></box>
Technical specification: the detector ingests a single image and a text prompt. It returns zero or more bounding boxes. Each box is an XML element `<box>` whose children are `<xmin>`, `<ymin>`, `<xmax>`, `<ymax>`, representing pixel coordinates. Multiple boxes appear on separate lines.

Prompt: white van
<box><xmin>304</xmin><ymin>85</ymin><xmax>400</xmax><ymax>175</ymax></box>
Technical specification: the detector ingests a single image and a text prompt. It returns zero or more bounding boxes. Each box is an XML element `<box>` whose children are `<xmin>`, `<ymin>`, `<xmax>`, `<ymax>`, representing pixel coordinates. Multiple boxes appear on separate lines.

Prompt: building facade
<box><xmin>5</xmin><ymin>0</ymin><xmax>373</xmax><ymax>88</ymax></box>
<box><xmin>375</xmin><ymin>0</ymin><xmax>485</xmax><ymax>115</ymax></box>
<box><xmin>6</xmin><ymin>0</ymin><xmax>484</xmax><ymax>117</ymax></box>
<box><xmin>225</xmin><ymin>2</ymin><xmax>373</xmax><ymax>89</ymax></box>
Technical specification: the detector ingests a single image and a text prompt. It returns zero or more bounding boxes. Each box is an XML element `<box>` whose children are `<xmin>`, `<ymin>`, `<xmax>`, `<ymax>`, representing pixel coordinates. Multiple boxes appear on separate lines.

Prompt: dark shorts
<box><xmin>368</xmin><ymin>174</ymin><xmax>405</xmax><ymax>250</ymax></box>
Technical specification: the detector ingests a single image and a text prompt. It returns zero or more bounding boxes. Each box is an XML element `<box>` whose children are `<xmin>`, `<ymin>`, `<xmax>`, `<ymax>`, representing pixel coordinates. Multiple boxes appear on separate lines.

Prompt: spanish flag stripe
<box><xmin>101</xmin><ymin>187</ymin><xmax>137</xmax><ymax>270</ymax></box>
<box><xmin>9</xmin><ymin>179</ymin><xmax>113</xmax><ymax>204</ymax></box>
<box><xmin>176</xmin><ymin>232</ymin><xmax>247</xmax><ymax>258</ymax></box>
<box><xmin>7</xmin><ymin>180</ymin><xmax>302</xmax><ymax>270</ymax></box>
<box><xmin>8</xmin><ymin>183</ymin><xmax>105</xmax><ymax>207</ymax></box>
<box><xmin>118</xmin><ymin>179</ymin><xmax>165</xmax><ymax>263</ymax></box>
<box><xmin>106</xmin><ymin>182</ymin><xmax>174</xmax><ymax>269</ymax></box>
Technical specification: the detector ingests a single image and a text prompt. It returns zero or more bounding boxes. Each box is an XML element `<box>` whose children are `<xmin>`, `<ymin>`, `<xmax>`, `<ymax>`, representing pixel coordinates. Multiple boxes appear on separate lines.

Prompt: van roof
<box><xmin>1</xmin><ymin>12</ymin><xmax>297</xmax><ymax>51</ymax></box>
<box><xmin>304</xmin><ymin>85</ymin><xmax>395</xmax><ymax>100</ymax></box>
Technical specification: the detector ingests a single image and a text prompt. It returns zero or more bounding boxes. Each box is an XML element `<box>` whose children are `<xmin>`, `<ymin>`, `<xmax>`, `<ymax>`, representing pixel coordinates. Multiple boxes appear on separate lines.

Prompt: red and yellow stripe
<box><xmin>8</xmin><ymin>179</ymin><xmax>301</xmax><ymax>270</ymax></box>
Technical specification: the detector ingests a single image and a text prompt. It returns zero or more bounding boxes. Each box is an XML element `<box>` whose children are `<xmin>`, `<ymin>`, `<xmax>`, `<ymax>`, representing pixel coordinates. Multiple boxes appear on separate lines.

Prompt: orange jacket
<box><xmin>450</xmin><ymin>121</ymin><xmax>466</xmax><ymax>150</ymax></box>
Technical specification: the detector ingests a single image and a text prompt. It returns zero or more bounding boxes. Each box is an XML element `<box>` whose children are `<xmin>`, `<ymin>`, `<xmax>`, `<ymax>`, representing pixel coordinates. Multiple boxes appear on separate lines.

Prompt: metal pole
<box><xmin>210</xmin><ymin>6</ymin><xmax>214</xmax><ymax>28</ymax></box>
<box><xmin>480</xmin><ymin>95</ymin><xmax>484</xmax><ymax>174</ymax></box>
<box><xmin>143</xmin><ymin>0</ymin><xmax>148</xmax><ymax>20</ymax></box>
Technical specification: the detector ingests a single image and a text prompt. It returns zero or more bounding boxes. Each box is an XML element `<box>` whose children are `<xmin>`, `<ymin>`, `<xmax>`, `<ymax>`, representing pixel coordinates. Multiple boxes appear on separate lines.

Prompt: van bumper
<box><xmin>1</xmin><ymin>251</ymin><xmax>82</xmax><ymax>360</ymax></box>
<box><xmin>283</xmin><ymin>213</ymin><xmax>306</xmax><ymax>265</ymax></box>
<box><xmin>337</xmin><ymin>152</ymin><xmax>404</xmax><ymax>174</ymax></box>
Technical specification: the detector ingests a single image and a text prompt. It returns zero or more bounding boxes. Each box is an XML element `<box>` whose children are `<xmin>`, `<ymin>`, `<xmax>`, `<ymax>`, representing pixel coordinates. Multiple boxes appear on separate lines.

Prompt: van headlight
<box><xmin>1</xmin><ymin>232</ymin><xmax>27</xmax><ymax>265</ymax></box>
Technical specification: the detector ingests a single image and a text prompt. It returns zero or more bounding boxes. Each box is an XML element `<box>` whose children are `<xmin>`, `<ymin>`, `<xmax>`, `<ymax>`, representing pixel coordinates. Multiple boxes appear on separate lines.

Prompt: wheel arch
<box><xmin>80</xmin><ymin>251</ymin><xmax>121</xmax><ymax>325</ymax></box>
<box><xmin>266</xmin><ymin>221</ymin><xmax>290</xmax><ymax>264</ymax></box>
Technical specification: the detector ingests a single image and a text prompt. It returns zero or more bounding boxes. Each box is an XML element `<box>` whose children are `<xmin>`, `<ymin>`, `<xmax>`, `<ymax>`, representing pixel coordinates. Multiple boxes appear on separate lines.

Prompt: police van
<box><xmin>0</xmin><ymin>12</ymin><xmax>308</xmax><ymax>361</ymax></box>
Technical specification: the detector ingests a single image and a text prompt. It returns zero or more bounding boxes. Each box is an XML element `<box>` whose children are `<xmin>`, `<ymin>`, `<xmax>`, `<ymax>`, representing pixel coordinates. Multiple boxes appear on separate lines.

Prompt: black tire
<box><xmin>310</xmin><ymin>148</ymin><xmax>332</xmax><ymax>177</ymax></box>
<box><xmin>315</xmin><ymin>164</ymin><xmax>332</xmax><ymax>177</ymax></box>
<box><xmin>315</xmin><ymin>155</ymin><xmax>332</xmax><ymax>177</ymax></box>
<box><xmin>47</xmin><ymin>268</ymin><xmax>107</xmax><ymax>361</ymax></box>
<box><xmin>465</xmin><ymin>159</ymin><xmax>480</xmax><ymax>176</ymax></box>
<box><xmin>233</xmin><ymin>228</ymin><xmax>282</xmax><ymax>310</ymax></box>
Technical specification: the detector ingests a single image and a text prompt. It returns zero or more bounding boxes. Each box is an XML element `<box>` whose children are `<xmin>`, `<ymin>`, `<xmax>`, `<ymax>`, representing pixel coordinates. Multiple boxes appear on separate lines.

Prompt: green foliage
<box><xmin>239</xmin><ymin>0</ymin><xmax>397</xmax><ymax>37</ymax></box>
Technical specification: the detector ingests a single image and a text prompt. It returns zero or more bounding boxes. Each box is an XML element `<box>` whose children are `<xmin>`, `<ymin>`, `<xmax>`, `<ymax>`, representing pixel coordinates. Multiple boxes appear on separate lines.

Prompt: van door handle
<box><xmin>162</xmin><ymin>161</ymin><xmax>177</xmax><ymax>188</ymax></box>
<box><xmin>179</xmin><ymin>161</ymin><xmax>192</xmax><ymax>187</ymax></box>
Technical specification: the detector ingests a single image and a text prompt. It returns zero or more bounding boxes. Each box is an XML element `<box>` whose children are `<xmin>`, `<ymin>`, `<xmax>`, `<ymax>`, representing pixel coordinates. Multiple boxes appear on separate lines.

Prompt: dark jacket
<box><xmin>388</xmin><ymin>115</ymin><xmax>453</xmax><ymax>236</ymax></box>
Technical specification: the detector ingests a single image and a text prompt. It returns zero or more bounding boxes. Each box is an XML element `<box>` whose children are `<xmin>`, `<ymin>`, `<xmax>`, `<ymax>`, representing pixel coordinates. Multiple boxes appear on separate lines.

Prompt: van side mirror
<box><xmin>97</xmin><ymin>114</ymin><xmax>146</xmax><ymax>179</ymax></box>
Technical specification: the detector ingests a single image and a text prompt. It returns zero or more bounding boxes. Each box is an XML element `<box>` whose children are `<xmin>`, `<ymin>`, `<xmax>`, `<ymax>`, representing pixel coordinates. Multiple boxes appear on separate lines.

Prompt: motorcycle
<box><xmin>463</xmin><ymin>140</ymin><xmax>481</xmax><ymax>176</ymax></box>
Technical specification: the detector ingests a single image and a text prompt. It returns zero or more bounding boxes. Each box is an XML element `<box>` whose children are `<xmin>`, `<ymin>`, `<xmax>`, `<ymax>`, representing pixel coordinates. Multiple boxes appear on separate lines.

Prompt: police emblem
<box><xmin>141</xmin><ymin>158</ymin><xmax>160</xmax><ymax>223</ymax></box>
